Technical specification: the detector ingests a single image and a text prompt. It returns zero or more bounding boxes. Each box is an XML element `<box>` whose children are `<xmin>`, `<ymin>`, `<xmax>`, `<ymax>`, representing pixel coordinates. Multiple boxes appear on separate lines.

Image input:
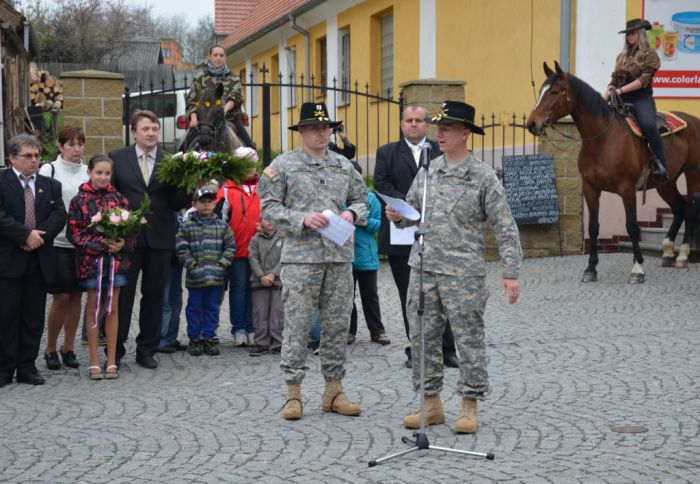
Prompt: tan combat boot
<box><xmin>283</xmin><ymin>384</ymin><xmax>303</xmax><ymax>420</ymax></box>
<box><xmin>403</xmin><ymin>394</ymin><xmax>445</xmax><ymax>429</ymax></box>
<box><xmin>455</xmin><ymin>398</ymin><xmax>478</xmax><ymax>433</ymax></box>
<box><xmin>322</xmin><ymin>381</ymin><xmax>362</xmax><ymax>416</ymax></box>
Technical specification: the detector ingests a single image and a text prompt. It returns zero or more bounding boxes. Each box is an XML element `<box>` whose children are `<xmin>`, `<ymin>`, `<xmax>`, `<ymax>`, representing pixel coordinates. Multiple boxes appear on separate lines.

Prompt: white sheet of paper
<box><xmin>375</xmin><ymin>191</ymin><xmax>420</xmax><ymax>220</ymax></box>
<box><xmin>316</xmin><ymin>209</ymin><xmax>355</xmax><ymax>246</ymax></box>
<box><xmin>390</xmin><ymin>222</ymin><xmax>417</xmax><ymax>245</ymax></box>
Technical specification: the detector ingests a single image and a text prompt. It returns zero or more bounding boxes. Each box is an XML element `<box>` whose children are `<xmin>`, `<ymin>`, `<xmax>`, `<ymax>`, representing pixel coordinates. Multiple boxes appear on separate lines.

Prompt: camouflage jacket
<box><xmin>186</xmin><ymin>63</ymin><xmax>244</xmax><ymax>118</ymax></box>
<box><xmin>258</xmin><ymin>147</ymin><xmax>368</xmax><ymax>264</ymax></box>
<box><xmin>398</xmin><ymin>153</ymin><xmax>522</xmax><ymax>278</ymax></box>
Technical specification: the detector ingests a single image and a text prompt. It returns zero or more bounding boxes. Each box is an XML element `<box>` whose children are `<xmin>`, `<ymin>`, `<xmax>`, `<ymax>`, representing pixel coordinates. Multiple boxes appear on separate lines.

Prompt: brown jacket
<box><xmin>612</xmin><ymin>46</ymin><xmax>660</xmax><ymax>89</ymax></box>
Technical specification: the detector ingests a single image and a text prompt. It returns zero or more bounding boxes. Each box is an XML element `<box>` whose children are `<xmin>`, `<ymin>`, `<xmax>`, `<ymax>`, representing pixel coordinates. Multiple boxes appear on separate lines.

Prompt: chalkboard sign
<box><xmin>502</xmin><ymin>154</ymin><xmax>559</xmax><ymax>225</ymax></box>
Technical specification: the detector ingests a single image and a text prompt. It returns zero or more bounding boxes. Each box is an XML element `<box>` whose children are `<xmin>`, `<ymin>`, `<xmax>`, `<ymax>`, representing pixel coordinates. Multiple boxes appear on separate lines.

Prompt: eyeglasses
<box><xmin>16</xmin><ymin>153</ymin><xmax>41</xmax><ymax>159</ymax></box>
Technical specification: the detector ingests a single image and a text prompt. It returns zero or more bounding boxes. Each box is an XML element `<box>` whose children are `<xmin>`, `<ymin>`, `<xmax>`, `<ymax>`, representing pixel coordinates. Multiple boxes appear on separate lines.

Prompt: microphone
<box><xmin>419</xmin><ymin>141</ymin><xmax>432</xmax><ymax>170</ymax></box>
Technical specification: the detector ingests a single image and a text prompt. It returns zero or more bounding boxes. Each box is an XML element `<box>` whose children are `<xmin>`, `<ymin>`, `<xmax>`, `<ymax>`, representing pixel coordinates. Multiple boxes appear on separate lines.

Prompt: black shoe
<box><xmin>60</xmin><ymin>349</ymin><xmax>80</xmax><ymax>368</ymax></box>
<box><xmin>135</xmin><ymin>355</ymin><xmax>158</xmax><ymax>369</ymax></box>
<box><xmin>188</xmin><ymin>339</ymin><xmax>203</xmax><ymax>356</ymax></box>
<box><xmin>249</xmin><ymin>345</ymin><xmax>269</xmax><ymax>356</ymax></box>
<box><xmin>16</xmin><ymin>371</ymin><xmax>45</xmax><ymax>385</ymax></box>
<box><xmin>173</xmin><ymin>340</ymin><xmax>188</xmax><ymax>351</ymax></box>
<box><xmin>156</xmin><ymin>345</ymin><xmax>176</xmax><ymax>354</ymax></box>
<box><xmin>443</xmin><ymin>353</ymin><xmax>460</xmax><ymax>368</ymax></box>
<box><xmin>203</xmin><ymin>339</ymin><xmax>220</xmax><ymax>356</ymax></box>
<box><xmin>651</xmin><ymin>156</ymin><xmax>669</xmax><ymax>181</ymax></box>
<box><xmin>44</xmin><ymin>351</ymin><xmax>61</xmax><ymax>370</ymax></box>
<box><xmin>0</xmin><ymin>376</ymin><xmax>13</xmax><ymax>388</ymax></box>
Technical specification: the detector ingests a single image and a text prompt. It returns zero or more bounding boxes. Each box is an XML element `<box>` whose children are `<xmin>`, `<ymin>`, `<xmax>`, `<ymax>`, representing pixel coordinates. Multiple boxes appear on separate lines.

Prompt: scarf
<box><xmin>206</xmin><ymin>61</ymin><xmax>231</xmax><ymax>77</ymax></box>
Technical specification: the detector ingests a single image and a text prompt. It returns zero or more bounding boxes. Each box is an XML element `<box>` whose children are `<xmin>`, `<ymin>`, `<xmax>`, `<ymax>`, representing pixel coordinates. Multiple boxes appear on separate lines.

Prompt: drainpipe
<box><xmin>289</xmin><ymin>14</ymin><xmax>311</xmax><ymax>99</ymax></box>
<box><xmin>560</xmin><ymin>0</ymin><xmax>571</xmax><ymax>72</ymax></box>
<box><xmin>0</xmin><ymin>26</ymin><xmax>5</xmax><ymax>165</ymax></box>
<box><xmin>23</xmin><ymin>20</ymin><xmax>29</xmax><ymax>52</ymax></box>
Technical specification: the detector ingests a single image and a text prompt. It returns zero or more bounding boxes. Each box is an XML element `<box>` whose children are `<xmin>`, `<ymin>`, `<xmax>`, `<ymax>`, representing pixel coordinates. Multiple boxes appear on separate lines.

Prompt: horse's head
<box><xmin>526</xmin><ymin>61</ymin><xmax>573</xmax><ymax>136</ymax></box>
<box><xmin>193</xmin><ymin>80</ymin><xmax>225</xmax><ymax>150</ymax></box>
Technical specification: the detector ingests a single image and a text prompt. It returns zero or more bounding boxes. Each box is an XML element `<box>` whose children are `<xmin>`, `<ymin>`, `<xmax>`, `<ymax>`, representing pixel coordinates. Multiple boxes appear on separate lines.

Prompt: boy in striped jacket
<box><xmin>176</xmin><ymin>185</ymin><xmax>236</xmax><ymax>356</ymax></box>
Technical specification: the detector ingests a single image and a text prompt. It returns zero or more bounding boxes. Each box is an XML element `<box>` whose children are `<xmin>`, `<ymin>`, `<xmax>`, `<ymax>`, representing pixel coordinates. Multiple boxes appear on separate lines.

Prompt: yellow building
<box><xmin>220</xmin><ymin>0</ymin><xmax>561</xmax><ymax>166</ymax></box>
<box><xmin>220</xmin><ymin>0</ymin><xmax>698</xmax><ymax>170</ymax></box>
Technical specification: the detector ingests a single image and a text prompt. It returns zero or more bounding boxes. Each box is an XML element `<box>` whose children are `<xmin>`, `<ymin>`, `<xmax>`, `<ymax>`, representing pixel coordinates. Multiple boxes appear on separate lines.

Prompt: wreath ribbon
<box><xmin>92</xmin><ymin>255</ymin><xmax>116</xmax><ymax>328</ymax></box>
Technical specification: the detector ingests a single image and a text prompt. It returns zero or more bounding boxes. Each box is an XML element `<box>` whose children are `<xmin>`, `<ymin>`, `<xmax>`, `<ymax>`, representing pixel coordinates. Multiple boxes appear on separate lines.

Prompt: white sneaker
<box><xmin>233</xmin><ymin>330</ymin><xmax>247</xmax><ymax>347</ymax></box>
<box><xmin>246</xmin><ymin>332</ymin><xmax>255</xmax><ymax>346</ymax></box>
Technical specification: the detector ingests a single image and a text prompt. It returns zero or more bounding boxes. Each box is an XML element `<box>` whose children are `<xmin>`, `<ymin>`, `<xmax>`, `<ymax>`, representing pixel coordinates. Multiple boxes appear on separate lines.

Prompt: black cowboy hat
<box><xmin>618</xmin><ymin>18</ymin><xmax>652</xmax><ymax>34</ymax></box>
<box><xmin>427</xmin><ymin>101</ymin><xmax>485</xmax><ymax>135</ymax></box>
<box><xmin>288</xmin><ymin>102</ymin><xmax>342</xmax><ymax>131</ymax></box>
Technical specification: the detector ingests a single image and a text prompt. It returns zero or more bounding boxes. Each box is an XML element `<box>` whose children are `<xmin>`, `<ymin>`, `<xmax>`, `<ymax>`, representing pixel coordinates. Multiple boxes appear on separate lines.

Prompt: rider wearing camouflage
<box><xmin>387</xmin><ymin>100</ymin><xmax>522</xmax><ymax>434</ymax></box>
<box><xmin>258</xmin><ymin>102</ymin><xmax>368</xmax><ymax>420</ymax></box>
<box><xmin>186</xmin><ymin>46</ymin><xmax>254</xmax><ymax>148</ymax></box>
<box><xmin>186</xmin><ymin>65</ymin><xmax>243</xmax><ymax>124</ymax></box>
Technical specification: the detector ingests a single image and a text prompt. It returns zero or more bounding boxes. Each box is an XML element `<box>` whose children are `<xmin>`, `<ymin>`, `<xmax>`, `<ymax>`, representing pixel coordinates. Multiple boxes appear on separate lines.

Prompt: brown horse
<box><xmin>189</xmin><ymin>80</ymin><xmax>241</xmax><ymax>153</ymax></box>
<box><xmin>526</xmin><ymin>61</ymin><xmax>700</xmax><ymax>283</ymax></box>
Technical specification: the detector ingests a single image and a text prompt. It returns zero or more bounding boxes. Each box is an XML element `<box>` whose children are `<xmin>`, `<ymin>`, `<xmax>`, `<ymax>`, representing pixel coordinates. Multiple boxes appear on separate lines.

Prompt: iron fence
<box><xmin>121</xmin><ymin>67</ymin><xmax>538</xmax><ymax>176</ymax></box>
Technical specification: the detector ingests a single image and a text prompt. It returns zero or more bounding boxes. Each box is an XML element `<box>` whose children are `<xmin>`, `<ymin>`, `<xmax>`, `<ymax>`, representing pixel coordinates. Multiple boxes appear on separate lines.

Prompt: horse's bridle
<box><xmin>542</xmin><ymin>79</ymin><xmax>615</xmax><ymax>143</ymax></box>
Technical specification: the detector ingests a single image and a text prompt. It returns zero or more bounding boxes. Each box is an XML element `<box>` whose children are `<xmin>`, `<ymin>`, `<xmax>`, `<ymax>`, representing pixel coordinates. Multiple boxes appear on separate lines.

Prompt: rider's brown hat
<box><xmin>288</xmin><ymin>102</ymin><xmax>342</xmax><ymax>131</ymax></box>
<box><xmin>619</xmin><ymin>18</ymin><xmax>652</xmax><ymax>34</ymax></box>
<box><xmin>427</xmin><ymin>101</ymin><xmax>485</xmax><ymax>135</ymax></box>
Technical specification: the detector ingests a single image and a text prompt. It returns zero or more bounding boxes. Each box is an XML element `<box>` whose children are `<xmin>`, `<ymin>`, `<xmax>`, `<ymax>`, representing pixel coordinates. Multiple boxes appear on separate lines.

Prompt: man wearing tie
<box><xmin>0</xmin><ymin>134</ymin><xmax>66</xmax><ymax>387</ymax></box>
<box><xmin>373</xmin><ymin>105</ymin><xmax>459</xmax><ymax>369</ymax></box>
<box><xmin>109</xmin><ymin>110</ymin><xmax>188</xmax><ymax>369</ymax></box>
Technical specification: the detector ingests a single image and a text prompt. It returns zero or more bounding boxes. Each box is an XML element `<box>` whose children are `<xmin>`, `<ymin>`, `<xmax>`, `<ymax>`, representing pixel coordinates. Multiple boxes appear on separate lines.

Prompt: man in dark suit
<box><xmin>373</xmin><ymin>105</ymin><xmax>459</xmax><ymax>369</ymax></box>
<box><xmin>109</xmin><ymin>110</ymin><xmax>189</xmax><ymax>369</ymax></box>
<box><xmin>0</xmin><ymin>134</ymin><xmax>66</xmax><ymax>387</ymax></box>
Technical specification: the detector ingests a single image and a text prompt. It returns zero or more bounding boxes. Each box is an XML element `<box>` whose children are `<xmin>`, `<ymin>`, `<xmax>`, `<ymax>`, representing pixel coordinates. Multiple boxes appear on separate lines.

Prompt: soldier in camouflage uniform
<box><xmin>387</xmin><ymin>101</ymin><xmax>522</xmax><ymax>434</ymax></box>
<box><xmin>185</xmin><ymin>45</ymin><xmax>254</xmax><ymax>148</ymax></box>
<box><xmin>257</xmin><ymin>102</ymin><xmax>368</xmax><ymax>420</ymax></box>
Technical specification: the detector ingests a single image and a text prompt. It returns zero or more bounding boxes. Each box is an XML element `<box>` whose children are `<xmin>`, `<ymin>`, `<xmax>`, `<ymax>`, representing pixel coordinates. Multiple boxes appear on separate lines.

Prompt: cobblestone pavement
<box><xmin>1</xmin><ymin>253</ymin><xmax>699</xmax><ymax>483</ymax></box>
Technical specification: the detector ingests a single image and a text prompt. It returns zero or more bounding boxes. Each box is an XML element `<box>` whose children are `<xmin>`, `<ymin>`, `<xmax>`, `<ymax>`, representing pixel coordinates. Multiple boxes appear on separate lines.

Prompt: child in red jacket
<box><xmin>216</xmin><ymin>147</ymin><xmax>260</xmax><ymax>346</ymax></box>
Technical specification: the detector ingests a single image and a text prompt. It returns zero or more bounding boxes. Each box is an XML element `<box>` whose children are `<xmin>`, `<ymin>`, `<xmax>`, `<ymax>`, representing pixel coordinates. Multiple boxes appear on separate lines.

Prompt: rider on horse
<box><xmin>185</xmin><ymin>45</ymin><xmax>255</xmax><ymax>149</ymax></box>
<box><xmin>604</xmin><ymin>18</ymin><xmax>668</xmax><ymax>181</ymax></box>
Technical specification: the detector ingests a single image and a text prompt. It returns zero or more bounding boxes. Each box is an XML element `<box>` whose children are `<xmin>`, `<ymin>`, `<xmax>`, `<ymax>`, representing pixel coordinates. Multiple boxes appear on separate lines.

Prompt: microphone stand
<box><xmin>369</xmin><ymin>144</ymin><xmax>495</xmax><ymax>467</ymax></box>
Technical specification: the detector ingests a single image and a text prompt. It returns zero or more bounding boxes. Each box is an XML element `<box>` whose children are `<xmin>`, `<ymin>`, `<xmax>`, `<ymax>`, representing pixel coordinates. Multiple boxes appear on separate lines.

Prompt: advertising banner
<box><xmin>644</xmin><ymin>0</ymin><xmax>700</xmax><ymax>98</ymax></box>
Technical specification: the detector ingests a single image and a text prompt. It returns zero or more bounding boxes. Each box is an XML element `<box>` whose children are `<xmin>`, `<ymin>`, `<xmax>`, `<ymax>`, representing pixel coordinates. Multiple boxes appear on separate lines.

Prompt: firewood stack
<box><xmin>29</xmin><ymin>69</ymin><xmax>64</xmax><ymax>111</ymax></box>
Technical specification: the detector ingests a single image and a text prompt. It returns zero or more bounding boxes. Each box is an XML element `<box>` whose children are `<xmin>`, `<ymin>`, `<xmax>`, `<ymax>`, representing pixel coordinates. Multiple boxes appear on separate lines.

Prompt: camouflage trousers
<box><xmin>407</xmin><ymin>271</ymin><xmax>490</xmax><ymax>399</ymax></box>
<box><xmin>279</xmin><ymin>262</ymin><xmax>353</xmax><ymax>385</ymax></box>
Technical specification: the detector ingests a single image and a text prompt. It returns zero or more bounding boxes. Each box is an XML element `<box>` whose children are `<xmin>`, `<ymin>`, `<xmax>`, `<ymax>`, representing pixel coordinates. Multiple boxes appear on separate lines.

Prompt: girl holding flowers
<box><xmin>67</xmin><ymin>155</ymin><xmax>138</xmax><ymax>380</ymax></box>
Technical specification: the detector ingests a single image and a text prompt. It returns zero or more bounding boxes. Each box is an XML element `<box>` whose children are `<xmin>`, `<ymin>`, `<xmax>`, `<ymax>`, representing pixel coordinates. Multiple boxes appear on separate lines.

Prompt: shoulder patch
<box><xmin>263</xmin><ymin>165</ymin><xmax>279</xmax><ymax>181</ymax></box>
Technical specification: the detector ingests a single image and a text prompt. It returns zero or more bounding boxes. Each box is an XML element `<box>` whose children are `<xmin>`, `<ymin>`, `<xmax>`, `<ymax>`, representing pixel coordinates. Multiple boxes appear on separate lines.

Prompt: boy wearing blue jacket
<box><xmin>176</xmin><ymin>185</ymin><xmax>236</xmax><ymax>356</ymax></box>
<box><xmin>348</xmin><ymin>188</ymin><xmax>390</xmax><ymax>345</ymax></box>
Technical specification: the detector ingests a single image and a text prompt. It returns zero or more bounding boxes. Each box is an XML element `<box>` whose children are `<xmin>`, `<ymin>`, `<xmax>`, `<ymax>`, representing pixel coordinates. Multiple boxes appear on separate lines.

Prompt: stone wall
<box><xmin>61</xmin><ymin>70</ymin><xmax>124</xmax><ymax>157</ymax></box>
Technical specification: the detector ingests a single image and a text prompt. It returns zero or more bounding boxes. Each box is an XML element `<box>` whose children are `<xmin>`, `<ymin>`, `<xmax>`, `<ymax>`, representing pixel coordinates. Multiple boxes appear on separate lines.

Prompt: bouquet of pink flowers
<box><xmin>89</xmin><ymin>196</ymin><xmax>151</xmax><ymax>241</ymax></box>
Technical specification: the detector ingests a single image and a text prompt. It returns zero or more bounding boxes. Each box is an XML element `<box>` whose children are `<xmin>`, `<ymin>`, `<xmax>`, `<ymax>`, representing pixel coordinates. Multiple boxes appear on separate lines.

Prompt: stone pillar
<box><xmin>538</xmin><ymin>117</ymin><xmax>583</xmax><ymax>256</ymax></box>
<box><xmin>61</xmin><ymin>70</ymin><xmax>124</xmax><ymax>157</ymax></box>
<box><xmin>399</xmin><ymin>79</ymin><xmax>466</xmax><ymax>114</ymax></box>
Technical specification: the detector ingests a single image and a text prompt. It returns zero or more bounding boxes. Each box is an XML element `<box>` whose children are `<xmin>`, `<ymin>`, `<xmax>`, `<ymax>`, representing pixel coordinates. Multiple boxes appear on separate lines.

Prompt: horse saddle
<box><xmin>625</xmin><ymin>110</ymin><xmax>687</xmax><ymax>139</ymax></box>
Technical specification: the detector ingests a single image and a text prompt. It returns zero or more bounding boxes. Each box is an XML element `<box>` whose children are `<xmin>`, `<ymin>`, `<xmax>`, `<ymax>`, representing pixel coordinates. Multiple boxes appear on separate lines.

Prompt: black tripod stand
<box><xmin>369</xmin><ymin>145</ymin><xmax>495</xmax><ymax>467</ymax></box>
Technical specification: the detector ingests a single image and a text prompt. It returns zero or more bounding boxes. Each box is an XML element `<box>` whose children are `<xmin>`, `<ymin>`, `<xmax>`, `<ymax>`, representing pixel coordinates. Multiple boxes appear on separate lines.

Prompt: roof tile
<box><xmin>219</xmin><ymin>0</ymin><xmax>310</xmax><ymax>49</ymax></box>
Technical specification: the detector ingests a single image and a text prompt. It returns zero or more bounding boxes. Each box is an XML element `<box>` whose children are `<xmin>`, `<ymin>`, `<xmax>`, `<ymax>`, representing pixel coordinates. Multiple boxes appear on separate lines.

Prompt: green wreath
<box><xmin>156</xmin><ymin>150</ymin><xmax>258</xmax><ymax>194</ymax></box>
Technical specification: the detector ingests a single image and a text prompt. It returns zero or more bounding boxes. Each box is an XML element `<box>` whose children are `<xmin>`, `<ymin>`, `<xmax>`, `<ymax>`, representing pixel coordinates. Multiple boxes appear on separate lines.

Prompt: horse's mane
<box><xmin>545</xmin><ymin>73</ymin><xmax>616</xmax><ymax>120</ymax></box>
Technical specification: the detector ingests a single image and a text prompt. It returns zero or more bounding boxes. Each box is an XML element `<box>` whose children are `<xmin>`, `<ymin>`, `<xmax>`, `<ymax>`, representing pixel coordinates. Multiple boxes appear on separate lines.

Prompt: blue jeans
<box><xmin>229</xmin><ymin>258</ymin><xmax>253</xmax><ymax>334</ymax></box>
<box><xmin>160</xmin><ymin>258</ymin><xmax>183</xmax><ymax>347</ymax></box>
<box><xmin>186</xmin><ymin>286</ymin><xmax>222</xmax><ymax>340</ymax></box>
